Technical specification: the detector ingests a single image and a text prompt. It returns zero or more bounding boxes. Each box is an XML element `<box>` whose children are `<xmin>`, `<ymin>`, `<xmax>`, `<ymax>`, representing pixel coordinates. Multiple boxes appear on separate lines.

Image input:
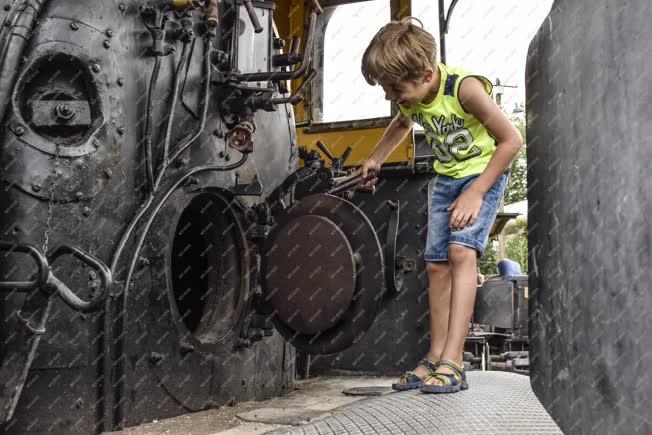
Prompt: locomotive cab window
<box><xmin>311</xmin><ymin>0</ymin><xmax>391</xmax><ymax>124</ymax></box>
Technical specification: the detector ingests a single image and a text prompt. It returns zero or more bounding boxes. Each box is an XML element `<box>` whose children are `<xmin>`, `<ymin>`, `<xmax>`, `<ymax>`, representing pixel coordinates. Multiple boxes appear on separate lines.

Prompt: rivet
<box><xmin>75</xmin><ymin>191</ymin><xmax>84</xmax><ymax>201</ymax></box>
<box><xmin>88</xmin><ymin>271</ymin><xmax>97</xmax><ymax>280</ymax></box>
<box><xmin>31</xmin><ymin>182</ymin><xmax>41</xmax><ymax>192</ymax></box>
<box><xmin>116</xmin><ymin>77</ymin><xmax>124</xmax><ymax>86</ymax></box>
<box><xmin>225</xmin><ymin>154</ymin><xmax>231</xmax><ymax>161</ymax></box>
<box><xmin>15</xmin><ymin>126</ymin><xmax>24</xmax><ymax>136</ymax></box>
<box><xmin>106</xmin><ymin>29</ymin><xmax>114</xmax><ymax>37</ymax></box>
<box><xmin>118</xmin><ymin>3</ymin><xmax>125</xmax><ymax>11</ymax></box>
<box><xmin>92</xmin><ymin>139</ymin><xmax>100</xmax><ymax>148</ymax></box>
<box><xmin>103</xmin><ymin>168</ymin><xmax>112</xmax><ymax>179</ymax></box>
<box><xmin>91</xmin><ymin>63</ymin><xmax>100</xmax><ymax>73</ymax></box>
<box><xmin>117</xmin><ymin>126</ymin><xmax>125</xmax><ymax>135</ymax></box>
<box><xmin>82</xmin><ymin>207</ymin><xmax>91</xmax><ymax>216</ymax></box>
<box><xmin>70</xmin><ymin>21</ymin><xmax>79</xmax><ymax>30</ymax></box>
<box><xmin>103</xmin><ymin>40</ymin><xmax>111</xmax><ymax>49</ymax></box>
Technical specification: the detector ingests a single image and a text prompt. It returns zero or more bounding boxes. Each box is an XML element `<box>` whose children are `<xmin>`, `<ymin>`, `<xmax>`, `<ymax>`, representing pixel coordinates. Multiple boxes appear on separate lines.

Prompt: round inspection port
<box><xmin>170</xmin><ymin>192</ymin><xmax>246</xmax><ymax>344</ymax></box>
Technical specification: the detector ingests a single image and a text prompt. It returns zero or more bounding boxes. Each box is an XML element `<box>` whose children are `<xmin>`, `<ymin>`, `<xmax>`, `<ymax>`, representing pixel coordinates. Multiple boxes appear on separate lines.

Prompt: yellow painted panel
<box><xmin>297</xmin><ymin>127</ymin><xmax>414</xmax><ymax>168</ymax></box>
<box><xmin>273</xmin><ymin>1</ymin><xmax>417</xmax><ymax>167</ymax></box>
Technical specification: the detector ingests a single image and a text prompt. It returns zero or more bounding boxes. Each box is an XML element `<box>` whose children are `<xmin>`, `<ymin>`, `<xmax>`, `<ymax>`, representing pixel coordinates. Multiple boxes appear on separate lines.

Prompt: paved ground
<box><xmin>112</xmin><ymin>372</ymin><xmax>561</xmax><ymax>434</ymax></box>
<box><xmin>110</xmin><ymin>376</ymin><xmax>393</xmax><ymax>435</ymax></box>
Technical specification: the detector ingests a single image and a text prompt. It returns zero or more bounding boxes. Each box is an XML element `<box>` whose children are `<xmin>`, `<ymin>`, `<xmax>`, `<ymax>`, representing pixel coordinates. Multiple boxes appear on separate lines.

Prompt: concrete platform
<box><xmin>112</xmin><ymin>372</ymin><xmax>561</xmax><ymax>434</ymax></box>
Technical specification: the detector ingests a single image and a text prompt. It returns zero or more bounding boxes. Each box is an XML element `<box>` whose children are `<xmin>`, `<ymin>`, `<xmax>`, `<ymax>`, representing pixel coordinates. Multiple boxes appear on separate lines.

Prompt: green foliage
<box><xmin>504</xmin><ymin>220</ymin><xmax>528</xmax><ymax>273</ymax></box>
<box><xmin>503</xmin><ymin>115</ymin><xmax>527</xmax><ymax>205</ymax></box>
<box><xmin>479</xmin><ymin>114</ymin><xmax>528</xmax><ymax>275</ymax></box>
<box><xmin>478</xmin><ymin>237</ymin><xmax>498</xmax><ymax>276</ymax></box>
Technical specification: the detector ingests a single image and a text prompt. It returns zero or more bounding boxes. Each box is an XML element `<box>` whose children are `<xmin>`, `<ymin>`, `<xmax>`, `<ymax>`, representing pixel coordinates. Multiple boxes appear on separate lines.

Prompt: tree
<box><xmin>503</xmin><ymin>114</ymin><xmax>527</xmax><ymax>204</ymax></box>
<box><xmin>480</xmin><ymin>113</ymin><xmax>528</xmax><ymax>276</ymax></box>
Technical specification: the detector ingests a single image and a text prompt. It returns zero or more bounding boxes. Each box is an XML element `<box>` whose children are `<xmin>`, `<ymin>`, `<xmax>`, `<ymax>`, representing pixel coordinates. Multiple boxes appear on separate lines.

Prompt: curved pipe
<box><xmin>0</xmin><ymin>0</ymin><xmax>46</xmax><ymax>129</ymax></box>
<box><xmin>158</xmin><ymin>36</ymin><xmax>212</xmax><ymax>189</ymax></box>
<box><xmin>234</xmin><ymin>0</ymin><xmax>321</xmax><ymax>82</ymax></box>
<box><xmin>144</xmin><ymin>56</ymin><xmax>161</xmax><ymax>191</ymax></box>
<box><xmin>160</xmin><ymin>40</ymin><xmax>190</xmax><ymax>174</ymax></box>
<box><xmin>115</xmin><ymin>154</ymin><xmax>248</xmax><ymax>425</ymax></box>
<box><xmin>106</xmin><ymin>34</ymin><xmax>224</xmax><ymax>429</ymax></box>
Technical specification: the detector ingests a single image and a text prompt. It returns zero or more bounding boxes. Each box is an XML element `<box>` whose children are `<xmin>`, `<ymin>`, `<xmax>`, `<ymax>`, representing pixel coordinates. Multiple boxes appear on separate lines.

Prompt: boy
<box><xmin>359</xmin><ymin>18</ymin><xmax>522</xmax><ymax>393</ymax></box>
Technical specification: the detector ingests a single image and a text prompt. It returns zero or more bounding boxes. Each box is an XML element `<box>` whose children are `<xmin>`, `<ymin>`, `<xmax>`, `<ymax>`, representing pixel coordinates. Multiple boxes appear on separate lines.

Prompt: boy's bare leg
<box><xmin>423</xmin><ymin>244</ymin><xmax>476</xmax><ymax>385</ymax></box>
<box><xmin>408</xmin><ymin>261</ymin><xmax>452</xmax><ymax>380</ymax></box>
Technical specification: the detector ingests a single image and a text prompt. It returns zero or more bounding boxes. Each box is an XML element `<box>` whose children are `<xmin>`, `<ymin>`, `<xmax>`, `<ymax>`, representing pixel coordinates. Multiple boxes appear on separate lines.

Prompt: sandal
<box><xmin>419</xmin><ymin>359</ymin><xmax>469</xmax><ymax>394</ymax></box>
<box><xmin>392</xmin><ymin>357</ymin><xmax>439</xmax><ymax>391</ymax></box>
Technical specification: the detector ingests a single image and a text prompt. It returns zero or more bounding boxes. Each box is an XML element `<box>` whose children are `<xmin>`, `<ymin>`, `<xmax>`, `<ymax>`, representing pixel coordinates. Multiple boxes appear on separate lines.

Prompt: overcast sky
<box><xmin>322</xmin><ymin>0</ymin><xmax>554</xmax><ymax>122</ymax></box>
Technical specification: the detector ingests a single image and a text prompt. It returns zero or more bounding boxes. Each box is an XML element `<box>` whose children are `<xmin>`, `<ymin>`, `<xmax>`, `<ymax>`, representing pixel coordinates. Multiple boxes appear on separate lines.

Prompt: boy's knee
<box><xmin>425</xmin><ymin>261</ymin><xmax>450</xmax><ymax>276</ymax></box>
<box><xmin>448</xmin><ymin>244</ymin><xmax>476</xmax><ymax>265</ymax></box>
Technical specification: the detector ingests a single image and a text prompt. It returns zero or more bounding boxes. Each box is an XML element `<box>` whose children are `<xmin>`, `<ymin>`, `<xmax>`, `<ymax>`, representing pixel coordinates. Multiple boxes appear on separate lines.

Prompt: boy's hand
<box><xmin>358</xmin><ymin>158</ymin><xmax>381</xmax><ymax>188</ymax></box>
<box><xmin>447</xmin><ymin>187</ymin><xmax>484</xmax><ymax>230</ymax></box>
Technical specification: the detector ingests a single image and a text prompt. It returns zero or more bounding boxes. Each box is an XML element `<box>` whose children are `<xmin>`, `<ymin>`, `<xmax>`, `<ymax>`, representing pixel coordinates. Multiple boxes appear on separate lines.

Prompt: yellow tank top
<box><xmin>398</xmin><ymin>63</ymin><xmax>495</xmax><ymax>178</ymax></box>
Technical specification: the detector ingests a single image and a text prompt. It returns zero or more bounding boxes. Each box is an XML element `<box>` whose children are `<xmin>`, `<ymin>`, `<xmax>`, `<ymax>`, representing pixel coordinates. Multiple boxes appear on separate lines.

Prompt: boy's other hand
<box><xmin>447</xmin><ymin>188</ymin><xmax>484</xmax><ymax>230</ymax></box>
<box><xmin>358</xmin><ymin>158</ymin><xmax>381</xmax><ymax>188</ymax></box>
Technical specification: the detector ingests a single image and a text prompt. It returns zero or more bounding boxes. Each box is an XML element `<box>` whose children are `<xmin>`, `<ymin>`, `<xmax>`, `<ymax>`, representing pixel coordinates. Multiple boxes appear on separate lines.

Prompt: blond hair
<box><xmin>361</xmin><ymin>18</ymin><xmax>437</xmax><ymax>85</ymax></box>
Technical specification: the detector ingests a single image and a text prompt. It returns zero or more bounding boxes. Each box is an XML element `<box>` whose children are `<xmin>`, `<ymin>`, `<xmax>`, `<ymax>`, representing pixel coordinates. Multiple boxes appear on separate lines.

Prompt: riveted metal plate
<box><xmin>0</xmin><ymin>17</ymin><xmax>125</xmax><ymax>202</ymax></box>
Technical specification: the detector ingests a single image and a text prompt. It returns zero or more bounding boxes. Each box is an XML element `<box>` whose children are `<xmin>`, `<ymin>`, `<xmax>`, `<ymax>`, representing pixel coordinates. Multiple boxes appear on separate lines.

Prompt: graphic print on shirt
<box><xmin>413</xmin><ymin>112</ymin><xmax>482</xmax><ymax>164</ymax></box>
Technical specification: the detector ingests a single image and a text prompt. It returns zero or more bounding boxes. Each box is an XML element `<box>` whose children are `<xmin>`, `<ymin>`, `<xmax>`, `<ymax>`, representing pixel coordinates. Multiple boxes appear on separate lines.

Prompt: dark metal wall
<box><xmin>527</xmin><ymin>1</ymin><xmax>652</xmax><ymax>433</ymax></box>
<box><xmin>307</xmin><ymin>165</ymin><xmax>434</xmax><ymax>375</ymax></box>
<box><xmin>0</xmin><ymin>1</ymin><xmax>296</xmax><ymax>433</ymax></box>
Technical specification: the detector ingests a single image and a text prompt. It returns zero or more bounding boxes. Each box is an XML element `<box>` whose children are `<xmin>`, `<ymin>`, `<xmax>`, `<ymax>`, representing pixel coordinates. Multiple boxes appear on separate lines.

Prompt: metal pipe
<box><xmin>438</xmin><ymin>0</ymin><xmax>446</xmax><ymax>64</ymax></box>
<box><xmin>234</xmin><ymin>0</ymin><xmax>322</xmax><ymax>82</ymax></box>
<box><xmin>272</xmin><ymin>68</ymin><xmax>317</xmax><ymax>105</ymax></box>
<box><xmin>160</xmin><ymin>39</ymin><xmax>190</xmax><ymax>174</ymax></box>
<box><xmin>144</xmin><ymin>56</ymin><xmax>160</xmax><ymax>191</ymax></box>
<box><xmin>0</xmin><ymin>0</ymin><xmax>46</xmax><ymax>134</ymax></box>
<box><xmin>113</xmin><ymin>155</ymin><xmax>249</xmax><ymax>428</ymax></box>
<box><xmin>158</xmin><ymin>34</ymin><xmax>212</xmax><ymax>187</ymax></box>
<box><xmin>242</xmin><ymin>0</ymin><xmax>263</xmax><ymax>33</ymax></box>
<box><xmin>206</xmin><ymin>0</ymin><xmax>218</xmax><ymax>29</ymax></box>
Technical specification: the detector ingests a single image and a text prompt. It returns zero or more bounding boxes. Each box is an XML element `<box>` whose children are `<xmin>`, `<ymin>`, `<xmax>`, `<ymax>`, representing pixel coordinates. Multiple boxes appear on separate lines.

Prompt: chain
<box><xmin>42</xmin><ymin>145</ymin><xmax>61</xmax><ymax>254</ymax></box>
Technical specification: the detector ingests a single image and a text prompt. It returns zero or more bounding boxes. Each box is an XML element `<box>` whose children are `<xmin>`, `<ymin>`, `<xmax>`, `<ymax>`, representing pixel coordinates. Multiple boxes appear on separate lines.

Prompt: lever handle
<box><xmin>243</xmin><ymin>0</ymin><xmax>263</xmax><ymax>33</ymax></box>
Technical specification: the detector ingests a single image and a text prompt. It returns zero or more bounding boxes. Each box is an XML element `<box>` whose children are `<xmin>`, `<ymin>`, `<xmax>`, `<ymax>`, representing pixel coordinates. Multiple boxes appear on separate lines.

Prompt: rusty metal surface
<box><xmin>264</xmin><ymin>214</ymin><xmax>356</xmax><ymax>335</ymax></box>
<box><xmin>262</xmin><ymin>193</ymin><xmax>385</xmax><ymax>355</ymax></box>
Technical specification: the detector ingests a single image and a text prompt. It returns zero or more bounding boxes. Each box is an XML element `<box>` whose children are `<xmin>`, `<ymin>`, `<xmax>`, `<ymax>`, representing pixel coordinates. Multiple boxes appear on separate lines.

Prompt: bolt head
<box><xmin>70</xmin><ymin>21</ymin><xmax>79</xmax><ymax>30</ymax></box>
<box><xmin>15</xmin><ymin>126</ymin><xmax>24</xmax><ymax>136</ymax></box>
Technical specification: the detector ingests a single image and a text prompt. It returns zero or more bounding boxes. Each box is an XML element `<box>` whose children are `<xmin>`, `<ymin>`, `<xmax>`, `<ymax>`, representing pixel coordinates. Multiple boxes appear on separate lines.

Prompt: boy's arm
<box><xmin>448</xmin><ymin>77</ymin><xmax>523</xmax><ymax>230</ymax></box>
<box><xmin>360</xmin><ymin>112</ymin><xmax>413</xmax><ymax>183</ymax></box>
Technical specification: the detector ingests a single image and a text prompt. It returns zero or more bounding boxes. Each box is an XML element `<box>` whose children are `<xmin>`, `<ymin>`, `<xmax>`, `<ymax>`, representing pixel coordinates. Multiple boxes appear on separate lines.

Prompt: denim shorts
<box><xmin>425</xmin><ymin>170</ymin><xmax>509</xmax><ymax>262</ymax></box>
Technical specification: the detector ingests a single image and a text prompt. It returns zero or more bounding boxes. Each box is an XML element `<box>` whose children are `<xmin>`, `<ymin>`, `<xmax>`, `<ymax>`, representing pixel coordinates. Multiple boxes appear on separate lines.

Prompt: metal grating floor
<box><xmin>267</xmin><ymin>371</ymin><xmax>562</xmax><ymax>435</ymax></box>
